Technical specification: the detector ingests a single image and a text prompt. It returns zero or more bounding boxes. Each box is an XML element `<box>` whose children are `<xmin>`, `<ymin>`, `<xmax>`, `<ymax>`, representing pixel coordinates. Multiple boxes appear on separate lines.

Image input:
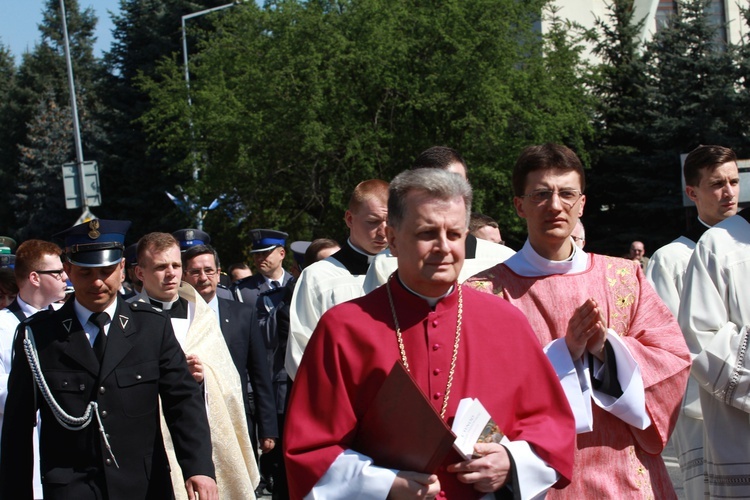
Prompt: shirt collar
<box><xmin>74</xmin><ymin>297</ymin><xmax>118</xmax><ymax>328</ymax></box>
<box><xmin>207</xmin><ymin>295</ymin><xmax>220</xmax><ymax>319</ymax></box>
<box><xmin>16</xmin><ymin>295</ymin><xmax>47</xmax><ymax>317</ymax></box>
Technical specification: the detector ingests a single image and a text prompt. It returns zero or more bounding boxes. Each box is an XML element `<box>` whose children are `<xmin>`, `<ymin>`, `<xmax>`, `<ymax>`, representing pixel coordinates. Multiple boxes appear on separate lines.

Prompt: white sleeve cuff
<box><xmin>501</xmin><ymin>437</ymin><xmax>559</xmax><ymax>500</ymax></box>
<box><xmin>306</xmin><ymin>449</ymin><xmax>397</xmax><ymax>500</ymax></box>
<box><xmin>544</xmin><ymin>338</ymin><xmax>593</xmax><ymax>433</ymax></box>
<box><xmin>590</xmin><ymin>330</ymin><xmax>651</xmax><ymax>429</ymax></box>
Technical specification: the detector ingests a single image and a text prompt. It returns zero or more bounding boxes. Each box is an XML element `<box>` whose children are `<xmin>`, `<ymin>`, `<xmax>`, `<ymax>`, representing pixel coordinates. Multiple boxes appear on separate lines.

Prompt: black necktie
<box><xmin>271</xmin><ymin>280</ymin><xmax>281</xmax><ymax>289</ymax></box>
<box><xmin>89</xmin><ymin>312</ymin><xmax>109</xmax><ymax>362</ymax></box>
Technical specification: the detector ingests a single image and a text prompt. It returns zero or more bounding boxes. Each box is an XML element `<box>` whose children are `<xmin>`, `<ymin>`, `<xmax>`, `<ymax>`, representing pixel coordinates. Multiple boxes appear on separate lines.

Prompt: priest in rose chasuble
<box><xmin>467</xmin><ymin>143</ymin><xmax>691</xmax><ymax>499</ymax></box>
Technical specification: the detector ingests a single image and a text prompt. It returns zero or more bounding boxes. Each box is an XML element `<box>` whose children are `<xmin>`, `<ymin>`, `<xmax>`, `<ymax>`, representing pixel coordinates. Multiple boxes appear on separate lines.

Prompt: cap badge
<box><xmin>88</xmin><ymin>220</ymin><xmax>101</xmax><ymax>240</ymax></box>
<box><xmin>186</xmin><ymin>230</ymin><xmax>194</xmax><ymax>240</ymax></box>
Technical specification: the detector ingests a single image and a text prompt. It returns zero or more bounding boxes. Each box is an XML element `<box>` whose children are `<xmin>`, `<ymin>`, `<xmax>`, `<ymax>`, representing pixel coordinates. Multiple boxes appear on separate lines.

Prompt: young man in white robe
<box><xmin>645</xmin><ymin>144</ymin><xmax>739</xmax><ymax>499</ymax></box>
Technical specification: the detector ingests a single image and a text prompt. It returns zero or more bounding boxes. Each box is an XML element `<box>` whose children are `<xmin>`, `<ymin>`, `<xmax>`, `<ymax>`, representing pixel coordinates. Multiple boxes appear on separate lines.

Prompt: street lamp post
<box><xmin>180</xmin><ymin>1</ymin><xmax>241</xmax><ymax>229</ymax></box>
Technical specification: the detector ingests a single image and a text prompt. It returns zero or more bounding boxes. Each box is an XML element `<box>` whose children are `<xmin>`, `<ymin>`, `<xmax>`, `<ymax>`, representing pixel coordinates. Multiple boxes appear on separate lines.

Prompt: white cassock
<box><xmin>285</xmin><ymin>241</ymin><xmax>374</xmax><ymax>380</ymax></box>
<box><xmin>678</xmin><ymin>212</ymin><xmax>750</xmax><ymax>499</ymax></box>
<box><xmin>646</xmin><ymin>233</ymin><xmax>706</xmax><ymax>500</ymax></box>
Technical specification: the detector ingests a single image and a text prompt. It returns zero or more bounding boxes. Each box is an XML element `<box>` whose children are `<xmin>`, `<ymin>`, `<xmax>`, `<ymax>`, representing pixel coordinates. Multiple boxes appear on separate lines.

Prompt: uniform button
<box><xmin>79</xmin><ymin>384</ymin><xmax>86</xmax><ymax>391</ymax></box>
<box><xmin>432</xmin><ymin>343</ymin><xmax>440</xmax><ymax>351</ymax></box>
<box><xmin>433</xmin><ymin>392</ymin><xmax>443</xmax><ymax>399</ymax></box>
<box><xmin>99</xmin><ymin>386</ymin><xmax>106</xmax><ymax>394</ymax></box>
<box><xmin>432</xmin><ymin>320</ymin><xmax>438</xmax><ymax>327</ymax></box>
<box><xmin>61</xmin><ymin>381</ymin><xmax>68</xmax><ymax>387</ymax></box>
<box><xmin>101</xmin><ymin>411</ymin><xmax>108</xmax><ymax>418</ymax></box>
<box><xmin>105</xmin><ymin>458</ymin><xmax>112</xmax><ymax>466</ymax></box>
<box><xmin>135</xmin><ymin>374</ymin><xmax>142</xmax><ymax>381</ymax></box>
<box><xmin>433</xmin><ymin>368</ymin><xmax>441</xmax><ymax>376</ymax></box>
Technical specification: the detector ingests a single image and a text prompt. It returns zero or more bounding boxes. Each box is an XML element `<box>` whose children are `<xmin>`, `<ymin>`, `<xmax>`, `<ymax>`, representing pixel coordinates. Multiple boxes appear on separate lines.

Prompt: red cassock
<box><xmin>284</xmin><ymin>278</ymin><xmax>576</xmax><ymax>499</ymax></box>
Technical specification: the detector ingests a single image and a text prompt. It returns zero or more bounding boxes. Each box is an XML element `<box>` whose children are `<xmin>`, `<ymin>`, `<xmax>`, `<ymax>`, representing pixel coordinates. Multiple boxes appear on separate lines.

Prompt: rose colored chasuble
<box><xmin>468</xmin><ymin>253</ymin><xmax>691</xmax><ymax>499</ymax></box>
<box><xmin>284</xmin><ymin>278</ymin><xmax>575</xmax><ymax>500</ymax></box>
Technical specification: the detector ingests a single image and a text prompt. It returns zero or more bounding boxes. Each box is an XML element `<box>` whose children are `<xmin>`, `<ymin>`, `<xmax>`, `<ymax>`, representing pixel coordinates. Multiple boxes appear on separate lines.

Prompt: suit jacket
<box><xmin>257</xmin><ymin>279</ymin><xmax>296</xmax><ymax>413</ymax></box>
<box><xmin>217</xmin><ymin>297</ymin><xmax>278</xmax><ymax>438</ymax></box>
<box><xmin>232</xmin><ymin>271</ymin><xmax>293</xmax><ymax>308</ymax></box>
<box><xmin>0</xmin><ymin>297</ymin><xmax>214</xmax><ymax>500</ymax></box>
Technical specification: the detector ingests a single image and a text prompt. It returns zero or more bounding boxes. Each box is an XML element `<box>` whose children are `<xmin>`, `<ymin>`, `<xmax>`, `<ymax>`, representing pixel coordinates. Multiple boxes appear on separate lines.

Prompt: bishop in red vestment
<box><xmin>284</xmin><ymin>168</ymin><xmax>576</xmax><ymax>500</ymax></box>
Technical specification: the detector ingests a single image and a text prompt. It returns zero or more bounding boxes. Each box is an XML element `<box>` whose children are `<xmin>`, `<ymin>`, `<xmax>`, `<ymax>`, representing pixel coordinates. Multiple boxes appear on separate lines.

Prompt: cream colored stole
<box><xmin>140</xmin><ymin>284</ymin><xmax>260</xmax><ymax>499</ymax></box>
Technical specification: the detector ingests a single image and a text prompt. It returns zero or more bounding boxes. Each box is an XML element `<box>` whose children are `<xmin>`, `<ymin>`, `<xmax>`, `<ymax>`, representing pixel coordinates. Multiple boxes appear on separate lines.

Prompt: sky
<box><xmin>0</xmin><ymin>0</ymin><xmax>120</xmax><ymax>62</ymax></box>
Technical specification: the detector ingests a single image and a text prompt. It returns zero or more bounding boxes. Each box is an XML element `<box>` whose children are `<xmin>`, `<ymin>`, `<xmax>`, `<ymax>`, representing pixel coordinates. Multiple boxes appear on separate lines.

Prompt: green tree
<box><xmin>140</xmin><ymin>0</ymin><xmax>593</xmax><ymax>258</ymax></box>
<box><xmin>13</xmin><ymin>92</ymin><xmax>76</xmax><ymax>240</ymax></box>
<box><xmin>96</xmin><ymin>0</ymin><xmax>246</xmax><ymax>242</ymax></box>
<box><xmin>585</xmin><ymin>0</ymin><xmax>745</xmax><ymax>255</ymax></box>
<box><xmin>4</xmin><ymin>0</ymin><xmax>104</xmax><ymax>237</ymax></box>
<box><xmin>0</xmin><ymin>43</ymin><xmax>18</xmax><ymax>234</ymax></box>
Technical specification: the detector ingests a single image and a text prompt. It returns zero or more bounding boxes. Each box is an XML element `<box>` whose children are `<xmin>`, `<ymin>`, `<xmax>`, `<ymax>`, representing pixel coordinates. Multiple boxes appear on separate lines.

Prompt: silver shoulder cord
<box><xmin>22</xmin><ymin>324</ymin><xmax>120</xmax><ymax>468</ymax></box>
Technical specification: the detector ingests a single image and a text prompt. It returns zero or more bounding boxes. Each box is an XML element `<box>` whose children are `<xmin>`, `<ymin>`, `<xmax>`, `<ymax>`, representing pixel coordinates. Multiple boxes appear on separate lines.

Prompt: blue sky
<box><xmin>0</xmin><ymin>0</ymin><xmax>120</xmax><ymax>61</ymax></box>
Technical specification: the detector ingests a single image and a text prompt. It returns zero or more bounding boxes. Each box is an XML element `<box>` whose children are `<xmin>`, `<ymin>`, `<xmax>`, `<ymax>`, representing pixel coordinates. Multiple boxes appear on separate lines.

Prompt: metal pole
<box><xmin>60</xmin><ymin>0</ymin><xmax>88</xmax><ymax>215</ymax></box>
<box><xmin>181</xmin><ymin>1</ymin><xmax>239</xmax><ymax>230</ymax></box>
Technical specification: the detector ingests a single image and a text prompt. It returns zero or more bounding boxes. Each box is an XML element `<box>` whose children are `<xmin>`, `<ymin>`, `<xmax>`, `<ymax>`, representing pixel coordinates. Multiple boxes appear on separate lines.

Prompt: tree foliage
<box><xmin>585</xmin><ymin>0</ymin><xmax>749</xmax><ymax>255</ymax></box>
<box><xmin>139</xmin><ymin>0</ymin><xmax>593</xmax><ymax>257</ymax></box>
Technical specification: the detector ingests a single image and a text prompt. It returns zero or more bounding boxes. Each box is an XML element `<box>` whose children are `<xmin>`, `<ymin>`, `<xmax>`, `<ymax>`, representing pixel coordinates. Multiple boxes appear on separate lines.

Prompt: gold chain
<box><xmin>385</xmin><ymin>275</ymin><xmax>462</xmax><ymax>419</ymax></box>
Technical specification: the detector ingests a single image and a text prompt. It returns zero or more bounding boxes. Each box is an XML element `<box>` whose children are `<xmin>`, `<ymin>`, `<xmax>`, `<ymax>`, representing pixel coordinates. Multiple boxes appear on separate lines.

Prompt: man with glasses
<box><xmin>181</xmin><ymin>245</ymin><xmax>277</xmax><ymax>468</ymax></box>
<box><xmin>468</xmin><ymin>143</ymin><xmax>690</xmax><ymax>498</ymax></box>
<box><xmin>0</xmin><ymin>240</ymin><xmax>68</xmax><ymax>499</ymax></box>
<box><xmin>133</xmin><ymin>233</ymin><xmax>259</xmax><ymax>499</ymax></box>
<box><xmin>0</xmin><ymin>221</ymin><xmax>218</xmax><ymax>500</ymax></box>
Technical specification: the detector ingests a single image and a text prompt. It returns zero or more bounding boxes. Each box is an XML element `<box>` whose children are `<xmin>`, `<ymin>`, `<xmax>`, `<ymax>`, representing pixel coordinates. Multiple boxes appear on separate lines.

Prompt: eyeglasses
<box><xmin>186</xmin><ymin>268</ymin><xmax>217</xmax><ymax>278</ymax></box>
<box><xmin>36</xmin><ymin>269</ymin><xmax>65</xmax><ymax>280</ymax></box>
<box><xmin>520</xmin><ymin>189</ymin><xmax>583</xmax><ymax>207</ymax></box>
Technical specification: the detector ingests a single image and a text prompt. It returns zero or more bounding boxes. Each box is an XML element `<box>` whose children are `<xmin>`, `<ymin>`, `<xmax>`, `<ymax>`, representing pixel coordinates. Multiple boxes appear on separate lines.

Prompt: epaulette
<box><xmin>128</xmin><ymin>301</ymin><xmax>163</xmax><ymax>314</ymax></box>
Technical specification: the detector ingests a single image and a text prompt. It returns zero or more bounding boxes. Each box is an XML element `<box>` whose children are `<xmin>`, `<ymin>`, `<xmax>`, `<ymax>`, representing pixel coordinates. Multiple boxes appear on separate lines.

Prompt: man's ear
<box><xmin>134</xmin><ymin>264</ymin><xmax>144</xmax><ymax>282</ymax></box>
<box><xmin>513</xmin><ymin>197</ymin><xmax>526</xmax><ymax>219</ymax></box>
<box><xmin>386</xmin><ymin>226</ymin><xmax>398</xmax><ymax>257</ymax></box>
<box><xmin>578</xmin><ymin>194</ymin><xmax>586</xmax><ymax>218</ymax></box>
<box><xmin>344</xmin><ymin>210</ymin><xmax>354</xmax><ymax>230</ymax></box>
<box><xmin>685</xmin><ymin>186</ymin><xmax>698</xmax><ymax>203</ymax></box>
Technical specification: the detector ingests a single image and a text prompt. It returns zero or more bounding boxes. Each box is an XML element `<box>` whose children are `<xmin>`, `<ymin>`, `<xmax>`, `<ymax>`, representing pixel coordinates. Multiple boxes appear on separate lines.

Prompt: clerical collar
<box><xmin>505</xmin><ymin>239</ymin><xmax>589</xmax><ymax>277</ymax></box>
<box><xmin>397</xmin><ymin>275</ymin><xmax>454</xmax><ymax>308</ymax></box>
<box><xmin>347</xmin><ymin>239</ymin><xmax>377</xmax><ymax>264</ymax></box>
<box><xmin>328</xmin><ymin>239</ymin><xmax>372</xmax><ymax>275</ymax></box>
<box><xmin>145</xmin><ymin>293</ymin><xmax>188</xmax><ymax>319</ymax></box>
<box><xmin>74</xmin><ymin>298</ymin><xmax>118</xmax><ymax>332</ymax></box>
<box><xmin>683</xmin><ymin>217</ymin><xmax>712</xmax><ymax>243</ymax></box>
<box><xmin>146</xmin><ymin>294</ymin><xmax>179</xmax><ymax>310</ymax></box>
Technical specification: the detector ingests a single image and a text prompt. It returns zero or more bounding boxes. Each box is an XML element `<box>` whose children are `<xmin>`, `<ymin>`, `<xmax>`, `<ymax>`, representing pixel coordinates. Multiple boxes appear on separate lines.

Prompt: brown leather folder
<box><xmin>351</xmin><ymin>361</ymin><xmax>460</xmax><ymax>473</ymax></box>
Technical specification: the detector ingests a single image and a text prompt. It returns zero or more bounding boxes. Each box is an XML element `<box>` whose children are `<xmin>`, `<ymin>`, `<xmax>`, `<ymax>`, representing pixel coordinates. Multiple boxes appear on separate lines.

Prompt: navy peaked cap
<box><xmin>55</xmin><ymin>219</ymin><xmax>131</xmax><ymax>267</ymax></box>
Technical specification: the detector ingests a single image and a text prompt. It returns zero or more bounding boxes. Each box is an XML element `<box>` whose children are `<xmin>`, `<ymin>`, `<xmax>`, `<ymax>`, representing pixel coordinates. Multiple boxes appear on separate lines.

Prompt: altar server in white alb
<box><xmin>285</xmin><ymin>179</ymin><xmax>388</xmax><ymax>380</ymax></box>
<box><xmin>362</xmin><ymin>146</ymin><xmax>515</xmax><ymax>294</ymax></box>
<box><xmin>678</xmin><ymin>205</ymin><xmax>750</xmax><ymax>499</ymax></box>
<box><xmin>645</xmin><ymin>144</ymin><xmax>739</xmax><ymax>499</ymax></box>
